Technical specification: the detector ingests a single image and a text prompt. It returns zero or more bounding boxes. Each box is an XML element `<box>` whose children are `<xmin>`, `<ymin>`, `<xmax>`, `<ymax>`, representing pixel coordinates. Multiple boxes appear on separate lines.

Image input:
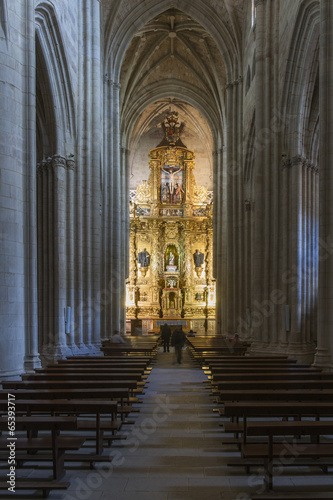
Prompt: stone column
<box><xmin>252</xmin><ymin>0</ymin><xmax>268</xmax><ymax>348</ymax></box>
<box><xmin>288</xmin><ymin>157</ymin><xmax>303</xmax><ymax>345</ymax></box>
<box><xmin>65</xmin><ymin>158</ymin><xmax>79</xmax><ymax>353</ymax></box>
<box><xmin>213</xmin><ymin>148</ymin><xmax>224</xmax><ymax>334</ymax></box>
<box><xmin>251</xmin><ymin>0</ymin><xmax>285</xmax><ymax>351</ymax></box>
<box><xmin>225</xmin><ymin>82</ymin><xmax>235</xmax><ymax>336</ymax></box>
<box><xmin>24</xmin><ymin>1</ymin><xmax>41</xmax><ymax>371</ymax></box>
<box><xmin>38</xmin><ymin>156</ymin><xmax>72</xmax><ymax>364</ymax></box>
<box><xmin>0</xmin><ymin>1</ymin><xmax>41</xmax><ymax>377</ymax></box>
<box><xmin>315</xmin><ymin>0</ymin><xmax>333</xmax><ymax>368</ymax></box>
<box><xmin>90</xmin><ymin>0</ymin><xmax>102</xmax><ymax>351</ymax></box>
<box><xmin>111</xmin><ymin>82</ymin><xmax>122</xmax><ymax>332</ymax></box>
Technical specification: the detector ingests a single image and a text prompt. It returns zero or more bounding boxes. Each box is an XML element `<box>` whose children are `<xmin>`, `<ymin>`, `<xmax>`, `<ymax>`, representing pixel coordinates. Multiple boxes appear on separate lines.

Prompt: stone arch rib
<box><xmin>281</xmin><ymin>0</ymin><xmax>320</xmax><ymax>160</ymax></box>
<box><xmin>35</xmin><ymin>2</ymin><xmax>76</xmax><ymax>153</ymax></box>
<box><xmin>105</xmin><ymin>0</ymin><xmax>241</xmax><ymax>82</ymax></box>
<box><xmin>244</xmin><ymin>112</ymin><xmax>255</xmax><ymax>185</ymax></box>
<box><xmin>121</xmin><ymin>79</ymin><xmax>221</xmax><ymax>147</ymax></box>
<box><xmin>0</xmin><ymin>0</ymin><xmax>9</xmax><ymax>43</ymax></box>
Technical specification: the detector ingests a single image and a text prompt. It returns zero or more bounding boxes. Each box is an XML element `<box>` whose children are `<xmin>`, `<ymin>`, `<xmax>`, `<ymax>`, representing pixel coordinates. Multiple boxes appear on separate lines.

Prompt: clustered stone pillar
<box><xmin>315</xmin><ymin>0</ymin><xmax>333</xmax><ymax>368</ymax></box>
<box><xmin>0</xmin><ymin>1</ymin><xmax>41</xmax><ymax>377</ymax></box>
<box><xmin>103</xmin><ymin>76</ymin><xmax>127</xmax><ymax>337</ymax></box>
<box><xmin>213</xmin><ymin>148</ymin><xmax>225</xmax><ymax>334</ymax></box>
<box><xmin>24</xmin><ymin>0</ymin><xmax>41</xmax><ymax>372</ymax></box>
<box><xmin>251</xmin><ymin>0</ymin><xmax>285</xmax><ymax>352</ymax></box>
<box><xmin>37</xmin><ymin>156</ymin><xmax>74</xmax><ymax>364</ymax></box>
<box><xmin>224</xmin><ymin>75</ymin><xmax>244</xmax><ymax>337</ymax></box>
<box><xmin>252</xmin><ymin>0</ymin><xmax>269</xmax><ymax>348</ymax></box>
<box><xmin>282</xmin><ymin>157</ymin><xmax>318</xmax><ymax>361</ymax></box>
<box><xmin>73</xmin><ymin>0</ymin><xmax>102</xmax><ymax>352</ymax></box>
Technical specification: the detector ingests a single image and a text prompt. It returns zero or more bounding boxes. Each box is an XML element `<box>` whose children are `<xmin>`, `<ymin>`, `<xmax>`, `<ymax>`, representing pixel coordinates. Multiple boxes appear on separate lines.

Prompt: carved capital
<box><xmin>37</xmin><ymin>160</ymin><xmax>49</xmax><ymax>174</ymax></box>
<box><xmin>66</xmin><ymin>158</ymin><xmax>75</xmax><ymax>170</ymax></box>
<box><xmin>38</xmin><ymin>154</ymin><xmax>75</xmax><ymax>172</ymax></box>
<box><xmin>281</xmin><ymin>154</ymin><xmax>319</xmax><ymax>173</ymax></box>
<box><xmin>225</xmin><ymin>76</ymin><xmax>243</xmax><ymax>90</ymax></box>
<box><xmin>281</xmin><ymin>157</ymin><xmax>292</xmax><ymax>169</ymax></box>
<box><xmin>50</xmin><ymin>155</ymin><xmax>66</xmax><ymax>169</ymax></box>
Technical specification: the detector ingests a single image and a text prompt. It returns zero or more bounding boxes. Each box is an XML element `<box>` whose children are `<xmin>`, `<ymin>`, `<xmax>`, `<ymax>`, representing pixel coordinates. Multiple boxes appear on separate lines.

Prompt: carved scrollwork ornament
<box><xmin>51</xmin><ymin>155</ymin><xmax>66</xmax><ymax>169</ymax></box>
<box><xmin>165</xmin><ymin>223</ymin><xmax>178</xmax><ymax>240</ymax></box>
<box><xmin>136</xmin><ymin>180</ymin><xmax>151</xmax><ymax>203</ymax></box>
<box><xmin>193</xmin><ymin>186</ymin><xmax>208</xmax><ymax>204</ymax></box>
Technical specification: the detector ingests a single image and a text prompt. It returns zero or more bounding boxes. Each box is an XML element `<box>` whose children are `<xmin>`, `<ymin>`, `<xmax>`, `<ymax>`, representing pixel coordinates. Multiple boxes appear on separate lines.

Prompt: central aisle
<box><xmin>62</xmin><ymin>348</ymin><xmax>253</xmax><ymax>500</ymax></box>
<box><xmin>103</xmin><ymin>348</ymin><xmax>233</xmax><ymax>500</ymax></box>
<box><xmin>23</xmin><ymin>348</ymin><xmax>332</xmax><ymax>500</ymax></box>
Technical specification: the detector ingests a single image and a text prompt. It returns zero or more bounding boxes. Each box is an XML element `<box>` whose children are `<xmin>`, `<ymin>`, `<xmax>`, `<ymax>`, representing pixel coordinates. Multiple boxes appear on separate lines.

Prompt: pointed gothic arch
<box><xmin>121</xmin><ymin>80</ymin><xmax>221</xmax><ymax>148</ymax></box>
<box><xmin>281</xmin><ymin>0</ymin><xmax>320</xmax><ymax>160</ymax></box>
<box><xmin>35</xmin><ymin>2</ymin><xmax>76</xmax><ymax>156</ymax></box>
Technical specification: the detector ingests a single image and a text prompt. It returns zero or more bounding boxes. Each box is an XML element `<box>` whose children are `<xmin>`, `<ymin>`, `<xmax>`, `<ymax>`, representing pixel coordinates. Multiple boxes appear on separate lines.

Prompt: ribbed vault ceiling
<box><xmin>102</xmin><ymin>2</ymin><xmax>245</xmax><ymax>189</ymax></box>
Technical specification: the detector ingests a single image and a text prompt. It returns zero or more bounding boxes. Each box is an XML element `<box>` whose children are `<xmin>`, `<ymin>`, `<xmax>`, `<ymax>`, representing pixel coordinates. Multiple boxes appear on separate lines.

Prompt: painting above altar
<box><xmin>161</xmin><ymin>164</ymin><xmax>183</xmax><ymax>204</ymax></box>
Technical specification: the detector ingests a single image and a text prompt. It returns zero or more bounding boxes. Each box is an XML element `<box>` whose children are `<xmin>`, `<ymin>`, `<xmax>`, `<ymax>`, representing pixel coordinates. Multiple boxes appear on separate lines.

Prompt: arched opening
<box><xmin>116</xmin><ymin>7</ymin><xmax>228</xmax><ymax>333</ymax></box>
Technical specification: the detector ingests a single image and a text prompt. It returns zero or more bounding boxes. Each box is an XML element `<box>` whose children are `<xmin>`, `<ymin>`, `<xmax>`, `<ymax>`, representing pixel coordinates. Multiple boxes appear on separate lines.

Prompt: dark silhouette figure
<box><xmin>171</xmin><ymin>326</ymin><xmax>186</xmax><ymax>364</ymax></box>
<box><xmin>161</xmin><ymin>323</ymin><xmax>172</xmax><ymax>352</ymax></box>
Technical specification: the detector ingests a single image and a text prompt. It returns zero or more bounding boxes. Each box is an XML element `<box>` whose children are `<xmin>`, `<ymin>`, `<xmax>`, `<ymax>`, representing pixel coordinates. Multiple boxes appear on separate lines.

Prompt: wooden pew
<box><xmin>0</xmin><ymin>480</ymin><xmax>70</xmax><ymax>498</ymax></box>
<box><xmin>204</xmin><ymin>355</ymin><xmax>290</xmax><ymax>360</ymax></box>
<box><xmin>251</xmin><ymin>495</ymin><xmax>333</xmax><ymax>500</ymax></box>
<box><xmin>211</xmin><ymin>371</ymin><xmax>329</xmax><ymax>382</ymax></box>
<box><xmin>2</xmin><ymin>379</ymin><xmax>138</xmax><ymax>391</ymax></box>
<box><xmin>216</xmin><ymin>389</ymin><xmax>333</xmax><ymax>402</ymax></box>
<box><xmin>207</xmin><ymin>365</ymin><xmax>318</xmax><ymax>374</ymax></box>
<box><xmin>221</xmin><ymin>401</ymin><xmax>333</xmax><ymax>444</ymax></box>
<box><xmin>36</xmin><ymin>366</ymin><xmax>149</xmax><ymax>373</ymax></box>
<box><xmin>0</xmin><ymin>387</ymin><xmax>130</xmax><ymax>403</ymax></box>
<box><xmin>0</xmin><ymin>387</ymin><xmax>135</xmax><ymax>426</ymax></box>
<box><xmin>223</xmin><ymin>401</ymin><xmax>333</xmax><ymax>420</ymax></box>
<box><xmin>0</xmin><ymin>416</ymin><xmax>84</xmax><ymax>480</ymax></box>
<box><xmin>101</xmin><ymin>344</ymin><xmax>158</xmax><ymax>356</ymax></box>
<box><xmin>22</xmin><ymin>372</ymin><xmax>147</xmax><ymax>383</ymax></box>
<box><xmin>216</xmin><ymin>380</ymin><xmax>333</xmax><ymax>391</ymax></box>
<box><xmin>206</xmin><ymin>361</ymin><xmax>300</xmax><ymax>369</ymax></box>
<box><xmin>64</xmin><ymin>355</ymin><xmax>152</xmax><ymax>362</ymax></box>
<box><xmin>204</xmin><ymin>356</ymin><xmax>297</xmax><ymax>364</ymax></box>
<box><xmin>243</xmin><ymin>421</ymin><xmax>333</xmax><ymax>490</ymax></box>
<box><xmin>0</xmin><ymin>399</ymin><xmax>119</xmax><ymax>454</ymax></box>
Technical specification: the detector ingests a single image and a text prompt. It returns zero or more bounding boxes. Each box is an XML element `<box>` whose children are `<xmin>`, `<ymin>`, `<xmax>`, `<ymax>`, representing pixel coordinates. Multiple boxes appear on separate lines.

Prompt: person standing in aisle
<box><xmin>161</xmin><ymin>323</ymin><xmax>172</xmax><ymax>352</ymax></box>
<box><xmin>171</xmin><ymin>326</ymin><xmax>186</xmax><ymax>364</ymax></box>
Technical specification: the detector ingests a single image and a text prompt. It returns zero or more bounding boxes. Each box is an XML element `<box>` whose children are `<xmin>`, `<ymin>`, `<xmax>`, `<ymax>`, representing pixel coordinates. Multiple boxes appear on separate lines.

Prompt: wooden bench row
<box><xmin>0</xmin><ymin>351</ymin><xmax>153</xmax><ymax>497</ymax></box>
<box><xmin>209</xmin><ymin>355</ymin><xmax>333</xmax><ymax>495</ymax></box>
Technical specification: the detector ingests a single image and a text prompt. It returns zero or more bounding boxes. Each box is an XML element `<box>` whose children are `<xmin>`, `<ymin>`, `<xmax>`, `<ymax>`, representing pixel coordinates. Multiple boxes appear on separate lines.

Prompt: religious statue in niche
<box><xmin>138</xmin><ymin>248</ymin><xmax>150</xmax><ymax>267</ymax></box>
<box><xmin>165</xmin><ymin>245</ymin><xmax>178</xmax><ymax>272</ymax></box>
<box><xmin>173</xmin><ymin>182</ymin><xmax>184</xmax><ymax>203</ymax></box>
<box><xmin>193</xmin><ymin>249</ymin><xmax>204</xmax><ymax>267</ymax></box>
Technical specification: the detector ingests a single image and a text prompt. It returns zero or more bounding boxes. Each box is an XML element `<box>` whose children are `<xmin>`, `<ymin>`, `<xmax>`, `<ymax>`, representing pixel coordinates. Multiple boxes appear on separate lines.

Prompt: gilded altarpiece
<box><xmin>126</xmin><ymin>113</ymin><xmax>216</xmax><ymax>333</ymax></box>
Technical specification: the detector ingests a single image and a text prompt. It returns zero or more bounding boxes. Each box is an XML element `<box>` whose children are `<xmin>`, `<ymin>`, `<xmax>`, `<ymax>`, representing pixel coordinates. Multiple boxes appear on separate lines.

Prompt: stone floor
<box><xmin>5</xmin><ymin>348</ymin><xmax>333</xmax><ymax>499</ymax></box>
